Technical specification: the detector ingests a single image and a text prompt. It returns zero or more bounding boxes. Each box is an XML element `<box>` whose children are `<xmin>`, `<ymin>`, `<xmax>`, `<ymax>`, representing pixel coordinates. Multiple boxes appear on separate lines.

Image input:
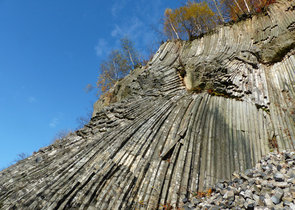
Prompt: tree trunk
<box><xmin>169</xmin><ymin>21</ymin><xmax>180</xmax><ymax>40</ymax></box>
<box><xmin>234</xmin><ymin>0</ymin><xmax>245</xmax><ymax>14</ymax></box>
<box><xmin>213</xmin><ymin>0</ymin><xmax>225</xmax><ymax>23</ymax></box>
<box><xmin>243</xmin><ymin>0</ymin><xmax>251</xmax><ymax>13</ymax></box>
<box><xmin>128</xmin><ymin>50</ymin><xmax>135</xmax><ymax>68</ymax></box>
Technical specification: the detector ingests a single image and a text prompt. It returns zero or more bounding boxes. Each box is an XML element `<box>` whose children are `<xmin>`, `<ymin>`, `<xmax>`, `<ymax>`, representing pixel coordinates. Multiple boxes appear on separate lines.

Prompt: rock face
<box><xmin>1</xmin><ymin>0</ymin><xmax>295</xmax><ymax>209</ymax></box>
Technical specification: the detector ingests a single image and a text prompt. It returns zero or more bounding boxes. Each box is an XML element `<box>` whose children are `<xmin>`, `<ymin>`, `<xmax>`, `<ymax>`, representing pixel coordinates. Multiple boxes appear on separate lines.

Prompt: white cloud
<box><xmin>49</xmin><ymin>118</ymin><xmax>59</xmax><ymax>128</ymax></box>
<box><xmin>94</xmin><ymin>38</ymin><xmax>109</xmax><ymax>57</ymax></box>
<box><xmin>28</xmin><ymin>96</ymin><xmax>37</xmax><ymax>103</ymax></box>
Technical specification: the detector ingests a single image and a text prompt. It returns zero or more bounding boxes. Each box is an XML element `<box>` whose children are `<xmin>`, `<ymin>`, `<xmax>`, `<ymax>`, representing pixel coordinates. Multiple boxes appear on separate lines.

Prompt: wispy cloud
<box><xmin>111</xmin><ymin>0</ymin><xmax>129</xmax><ymax>17</ymax></box>
<box><xmin>95</xmin><ymin>38</ymin><xmax>109</xmax><ymax>57</ymax></box>
<box><xmin>109</xmin><ymin>13</ymin><xmax>162</xmax><ymax>57</ymax></box>
<box><xmin>111</xmin><ymin>25</ymin><xmax>122</xmax><ymax>37</ymax></box>
<box><xmin>49</xmin><ymin>118</ymin><xmax>59</xmax><ymax>128</ymax></box>
<box><xmin>111</xmin><ymin>3</ymin><xmax>123</xmax><ymax>17</ymax></box>
<box><xmin>111</xmin><ymin>17</ymin><xmax>143</xmax><ymax>39</ymax></box>
<box><xmin>28</xmin><ymin>96</ymin><xmax>37</xmax><ymax>103</ymax></box>
<box><xmin>101</xmin><ymin>0</ymin><xmax>168</xmax><ymax>58</ymax></box>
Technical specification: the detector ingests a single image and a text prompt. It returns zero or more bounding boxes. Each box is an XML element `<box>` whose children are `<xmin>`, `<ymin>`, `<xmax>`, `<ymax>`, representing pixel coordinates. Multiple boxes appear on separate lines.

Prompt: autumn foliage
<box><xmin>226</xmin><ymin>0</ymin><xmax>277</xmax><ymax>20</ymax></box>
<box><xmin>164</xmin><ymin>1</ymin><xmax>216</xmax><ymax>40</ymax></box>
<box><xmin>163</xmin><ymin>0</ymin><xmax>276</xmax><ymax>40</ymax></box>
<box><xmin>195</xmin><ymin>188</ymin><xmax>213</xmax><ymax>198</ymax></box>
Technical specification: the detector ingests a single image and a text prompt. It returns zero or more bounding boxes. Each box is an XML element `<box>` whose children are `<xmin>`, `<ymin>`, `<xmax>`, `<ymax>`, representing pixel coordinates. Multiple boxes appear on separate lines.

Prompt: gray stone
<box><xmin>289</xmin><ymin>203</ymin><xmax>295</xmax><ymax>210</ymax></box>
<box><xmin>208</xmin><ymin>206</ymin><xmax>220</xmax><ymax>210</ymax></box>
<box><xmin>248</xmin><ymin>179</ymin><xmax>255</xmax><ymax>186</ymax></box>
<box><xmin>283</xmin><ymin>200</ymin><xmax>292</xmax><ymax>207</ymax></box>
<box><xmin>192</xmin><ymin>197</ymin><xmax>201</xmax><ymax>205</ymax></box>
<box><xmin>253</xmin><ymin>194</ymin><xmax>260</xmax><ymax>203</ymax></box>
<box><xmin>235</xmin><ymin>196</ymin><xmax>245</xmax><ymax>208</ymax></box>
<box><xmin>287</xmin><ymin>170</ymin><xmax>295</xmax><ymax>178</ymax></box>
<box><xmin>277</xmin><ymin>165</ymin><xmax>282</xmax><ymax>171</ymax></box>
<box><xmin>220</xmin><ymin>189</ymin><xmax>227</xmax><ymax>196</ymax></box>
<box><xmin>274</xmin><ymin>172</ymin><xmax>285</xmax><ymax>182</ymax></box>
<box><xmin>266</xmin><ymin>182</ymin><xmax>275</xmax><ymax>189</ymax></box>
<box><xmin>274</xmin><ymin>182</ymin><xmax>288</xmax><ymax>188</ymax></box>
<box><xmin>264</xmin><ymin>194</ymin><xmax>274</xmax><ymax>207</ymax></box>
<box><xmin>259</xmin><ymin>30</ymin><xmax>295</xmax><ymax>64</ymax></box>
<box><xmin>35</xmin><ymin>156</ymin><xmax>42</xmax><ymax>163</ymax></box>
<box><xmin>183</xmin><ymin>204</ymin><xmax>193</xmax><ymax>210</ymax></box>
<box><xmin>216</xmin><ymin>182</ymin><xmax>225</xmax><ymax>190</ymax></box>
<box><xmin>245</xmin><ymin>169</ymin><xmax>254</xmax><ymax>178</ymax></box>
<box><xmin>282</xmin><ymin>194</ymin><xmax>293</xmax><ymax>203</ymax></box>
<box><xmin>271</xmin><ymin>188</ymin><xmax>284</xmax><ymax>204</ymax></box>
<box><xmin>267</xmin><ymin>164</ymin><xmax>273</xmax><ymax>170</ymax></box>
<box><xmin>244</xmin><ymin>189</ymin><xmax>253</xmax><ymax>199</ymax></box>
<box><xmin>223</xmin><ymin>190</ymin><xmax>235</xmax><ymax>201</ymax></box>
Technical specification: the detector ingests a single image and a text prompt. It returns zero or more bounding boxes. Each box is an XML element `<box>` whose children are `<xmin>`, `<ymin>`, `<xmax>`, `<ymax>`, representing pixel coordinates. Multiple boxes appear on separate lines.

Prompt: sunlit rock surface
<box><xmin>1</xmin><ymin>0</ymin><xmax>295</xmax><ymax>209</ymax></box>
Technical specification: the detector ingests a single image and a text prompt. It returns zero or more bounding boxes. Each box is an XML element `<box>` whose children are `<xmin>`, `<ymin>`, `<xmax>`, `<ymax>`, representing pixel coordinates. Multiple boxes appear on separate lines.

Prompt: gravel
<box><xmin>183</xmin><ymin>150</ymin><xmax>295</xmax><ymax>209</ymax></box>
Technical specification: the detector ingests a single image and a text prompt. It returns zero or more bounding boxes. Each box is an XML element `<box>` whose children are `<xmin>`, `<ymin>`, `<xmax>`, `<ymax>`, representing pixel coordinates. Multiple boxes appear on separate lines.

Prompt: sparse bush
<box><xmin>52</xmin><ymin>129</ymin><xmax>73</xmax><ymax>144</ymax></box>
<box><xmin>14</xmin><ymin>153</ymin><xmax>29</xmax><ymax>162</ymax></box>
<box><xmin>96</xmin><ymin>37</ymin><xmax>144</xmax><ymax>95</ymax></box>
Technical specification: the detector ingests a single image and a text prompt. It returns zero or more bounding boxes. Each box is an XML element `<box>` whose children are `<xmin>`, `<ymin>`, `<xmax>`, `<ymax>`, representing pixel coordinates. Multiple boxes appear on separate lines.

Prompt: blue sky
<box><xmin>0</xmin><ymin>0</ymin><xmax>183</xmax><ymax>169</ymax></box>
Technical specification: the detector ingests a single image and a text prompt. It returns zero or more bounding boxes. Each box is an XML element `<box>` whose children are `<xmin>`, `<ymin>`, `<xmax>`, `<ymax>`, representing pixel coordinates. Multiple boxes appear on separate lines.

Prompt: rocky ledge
<box><xmin>184</xmin><ymin>151</ymin><xmax>295</xmax><ymax>209</ymax></box>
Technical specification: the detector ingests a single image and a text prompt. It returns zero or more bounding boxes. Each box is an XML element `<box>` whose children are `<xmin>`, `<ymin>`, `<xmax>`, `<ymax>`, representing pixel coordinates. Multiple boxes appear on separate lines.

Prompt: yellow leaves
<box><xmin>163</xmin><ymin>1</ymin><xmax>216</xmax><ymax>40</ymax></box>
<box><xmin>186</xmin><ymin>1</ymin><xmax>214</xmax><ymax>18</ymax></box>
<box><xmin>164</xmin><ymin>0</ymin><xmax>276</xmax><ymax>40</ymax></box>
<box><xmin>164</xmin><ymin>8</ymin><xmax>173</xmax><ymax>17</ymax></box>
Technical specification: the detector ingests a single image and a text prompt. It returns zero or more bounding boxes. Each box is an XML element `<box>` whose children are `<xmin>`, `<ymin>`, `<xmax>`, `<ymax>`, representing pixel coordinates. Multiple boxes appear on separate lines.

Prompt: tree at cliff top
<box><xmin>163</xmin><ymin>0</ymin><xmax>276</xmax><ymax>40</ymax></box>
<box><xmin>120</xmin><ymin>37</ymin><xmax>142</xmax><ymax>69</ymax></box>
<box><xmin>221</xmin><ymin>0</ymin><xmax>276</xmax><ymax>20</ymax></box>
<box><xmin>164</xmin><ymin>1</ymin><xmax>216</xmax><ymax>40</ymax></box>
<box><xmin>96</xmin><ymin>37</ymin><xmax>143</xmax><ymax>94</ymax></box>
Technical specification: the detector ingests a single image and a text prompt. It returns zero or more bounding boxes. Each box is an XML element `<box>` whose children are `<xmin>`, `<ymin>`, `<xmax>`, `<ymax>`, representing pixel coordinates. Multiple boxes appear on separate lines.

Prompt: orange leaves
<box><xmin>194</xmin><ymin>188</ymin><xmax>213</xmax><ymax>198</ymax></box>
<box><xmin>159</xmin><ymin>203</ymin><xmax>173</xmax><ymax>210</ymax></box>
<box><xmin>251</xmin><ymin>0</ymin><xmax>276</xmax><ymax>12</ymax></box>
<box><xmin>226</xmin><ymin>0</ymin><xmax>276</xmax><ymax>20</ymax></box>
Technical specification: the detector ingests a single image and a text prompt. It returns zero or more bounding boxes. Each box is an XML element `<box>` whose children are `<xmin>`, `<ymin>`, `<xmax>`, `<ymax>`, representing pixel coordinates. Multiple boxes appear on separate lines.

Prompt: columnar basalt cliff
<box><xmin>1</xmin><ymin>1</ymin><xmax>295</xmax><ymax>209</ymax></box>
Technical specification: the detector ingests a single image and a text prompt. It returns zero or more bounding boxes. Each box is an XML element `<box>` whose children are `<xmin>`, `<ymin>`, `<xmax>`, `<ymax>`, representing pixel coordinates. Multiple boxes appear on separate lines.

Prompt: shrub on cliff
<box><xmin>96</xmin><ymin>37</ymin><xmax>143</xmax><ymax>94</ymax></box>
